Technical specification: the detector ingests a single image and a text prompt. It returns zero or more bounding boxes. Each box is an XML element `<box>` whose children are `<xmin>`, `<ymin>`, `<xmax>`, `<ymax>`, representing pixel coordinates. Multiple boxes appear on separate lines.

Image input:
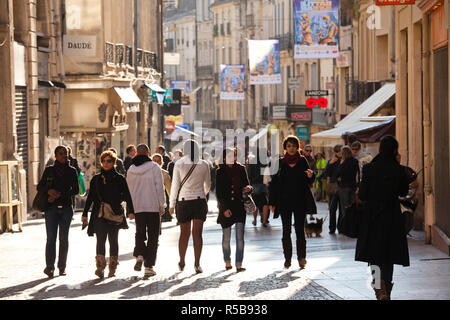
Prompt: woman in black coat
<box><xmin>216</xmin><ymin>148</ymin><xmax>252</xmax><ymax>272</ymax></box>
<box><xmin>82</xmin><ymin>150</ymin><xmax>135</xmax><ymax>279</ymax></box>
<box><xmin>355</xmin><ymin>136</ymin><xmax>409</xmax><ymax>300</ymax></box>
<box><xmin>335</xmin><ymin>145</ymin><xmax>360</xmax><ymax>232</ymax></box>
<box><xmin>269</xmin><ymin>135</ymin><xmax>316</xmax><ymax>270</ymax></box>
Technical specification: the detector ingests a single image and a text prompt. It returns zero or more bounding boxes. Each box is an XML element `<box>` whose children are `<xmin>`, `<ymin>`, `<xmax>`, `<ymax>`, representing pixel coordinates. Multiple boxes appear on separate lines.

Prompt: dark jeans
<box><xmin>134</xmin><ymin>212</ymin><xmax>160</xmax><ymax>268</ymax></box>
<box><xmin>328</xmin><ymin>193</ymin><xmax>340</xmax><ymax>233</ymax></box>
<box><xmin>338</xmin><ymin>187</ymin><xmax>355</xmax><ymax>232</ymax></box>
<box><xmin>44</xmin><ymin>206</ymin><xmax>74</xmax><ymax>270</ymax></box>
<box><xmin>95</xmin><ymin>219</ymin><xmax>119</xmax><ymax>256</ymax></box>
<box><xmin>280</xmin><ymin>209</ymin><xmax>306</xmax><ymax>260</ymax></box>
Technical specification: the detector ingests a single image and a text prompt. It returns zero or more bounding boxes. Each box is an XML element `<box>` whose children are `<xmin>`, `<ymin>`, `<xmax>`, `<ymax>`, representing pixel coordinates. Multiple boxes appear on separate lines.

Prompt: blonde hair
<box><xmin>100</xmin><ymin>150</ymin><xmax>118</xmax><ymax>165</ymax></box>
<box><xmin>341</xmin><ymin>146</ymin><xmax>353</xmax><ymax>161</ymax></box>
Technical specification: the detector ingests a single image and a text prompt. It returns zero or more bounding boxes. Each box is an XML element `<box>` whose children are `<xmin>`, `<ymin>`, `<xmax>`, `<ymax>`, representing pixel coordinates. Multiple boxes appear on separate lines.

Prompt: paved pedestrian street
<box><xmin>0</xmin><ymin>201</ymin><xmax>449</xmax><ymax>300</ymax></box>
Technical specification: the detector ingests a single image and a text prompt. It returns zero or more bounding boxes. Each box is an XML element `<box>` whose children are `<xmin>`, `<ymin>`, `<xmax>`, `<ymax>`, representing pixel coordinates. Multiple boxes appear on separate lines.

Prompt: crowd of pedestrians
<box><xmin>37</xmin><ymin>133</ymin><xmax>413</xmax><ymax>300</ymax></box>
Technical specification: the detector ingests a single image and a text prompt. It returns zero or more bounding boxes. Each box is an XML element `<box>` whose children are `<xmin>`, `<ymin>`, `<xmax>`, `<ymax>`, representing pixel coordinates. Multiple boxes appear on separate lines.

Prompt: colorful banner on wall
<box><xmin>220</xmin><ymin>64</ymin><xmax>245</xmax><ymax>100</ymax></box>
<box><xmin>170</xmin><ymin>80</ymin><xmax>191</xmax><ymax>105</ymax></box>
<box><xmin>248</xmin><ymin>40</ymin><xmax>281</xmax><ymax>85</ymax></box>
<box><xmin>293</xmin><ymin>0</ymin><xmax>340</xmax><ymax>59</ymax></box>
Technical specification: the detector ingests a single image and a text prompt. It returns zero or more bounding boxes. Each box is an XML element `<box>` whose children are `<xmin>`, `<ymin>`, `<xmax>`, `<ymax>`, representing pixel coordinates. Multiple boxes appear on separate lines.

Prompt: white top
<box><xmin>126</xmin><ymin>161</ymin><xmax>166</xmax><ymax>213</ymax></box>
<box><xmin>169</xmin><ymin>156</ymin><xmax>211</xmax><ymax>208</ymax></box>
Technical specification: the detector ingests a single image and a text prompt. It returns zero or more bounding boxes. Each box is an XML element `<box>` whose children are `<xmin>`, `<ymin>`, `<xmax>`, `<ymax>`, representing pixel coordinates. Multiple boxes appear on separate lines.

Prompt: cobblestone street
<box><xmin>1</xmin><ymin>201</ymin><xmax>449</xmax><ymax>300</ymax></box>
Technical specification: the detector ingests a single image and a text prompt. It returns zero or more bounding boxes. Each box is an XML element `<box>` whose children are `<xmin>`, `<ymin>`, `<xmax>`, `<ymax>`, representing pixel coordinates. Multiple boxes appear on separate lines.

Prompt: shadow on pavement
<box><xmin>29</xmin><ymin>277</ymin><xmax>139</xmax><ymax>300</ymax></box>
<box><xmin>237</xmin><ymin>271</ymin><xmax>300</xmax><ymax>298</ymax></box>
<box><xmin>0</xmin><ymin>278</ymin><xmax>53</xmax><ymax>299</ymax></box>
<box><xmin>119</xmin><ymin>272</ymin><xmax>185</xmax><ymax>299</ymax></box>
<box><xmin>169</xmin><ymin>271</ymin><xmax>234</xmax><ymax>297</ymax></box>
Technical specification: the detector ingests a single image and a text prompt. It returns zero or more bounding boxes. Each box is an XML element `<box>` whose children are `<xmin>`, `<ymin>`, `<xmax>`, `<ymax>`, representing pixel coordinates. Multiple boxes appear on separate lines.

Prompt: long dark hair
<box><xmin>379</xmin><ymin>135</ymin><xmax>399</xmax><ymax>160</ymax></box>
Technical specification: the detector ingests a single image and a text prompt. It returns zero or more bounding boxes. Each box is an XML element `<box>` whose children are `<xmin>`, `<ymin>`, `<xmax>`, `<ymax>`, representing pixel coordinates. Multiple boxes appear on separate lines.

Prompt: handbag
<box><xmin>242</xmin><ymin>189</ymin><xmax>257</xmax><ymax>214</ymax></box>
<box><xmin>32</xmin><ymin>168</ymin><xmax>55</xmax><ymax>212</ymax></box>
<box><xmin>96</xmin><ymin>176</ymin><xmax>125</xmax><ymax>225</ymax></box>
<box><xmin>342</xmin><ymin>194</ymin><xmax>363</xmax><ymax>238</ymax></box>
<box><xmin>326</xmin><ymin>178</ymin><xmax>338</xmax><ymax>196</ymax></box>
<box><xmin>175</xmin><ymin>163</ymin><xmax>197</xmax><ymax>211</ymax></box>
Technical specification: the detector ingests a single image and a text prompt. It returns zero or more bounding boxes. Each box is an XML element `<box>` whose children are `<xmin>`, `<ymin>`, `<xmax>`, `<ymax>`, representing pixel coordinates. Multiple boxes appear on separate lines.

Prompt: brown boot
<box><xmin>373</xmin><ymin>280</ymin><xmax>389</xmax><ymax>300</ymax></box>
<box><xmin>385</xmin><ymin>282</ymin><xmax>393</xmax><ymax>300</ymax></box>
<box><xmin>108</xmin><ymin>256</ymin><xmax>119</xmax><ymax>277</ymax></box>
<box><xmin>95</xmin><ymin>255</ymin><xmax>106</xmax><ymax>279</ymax></box>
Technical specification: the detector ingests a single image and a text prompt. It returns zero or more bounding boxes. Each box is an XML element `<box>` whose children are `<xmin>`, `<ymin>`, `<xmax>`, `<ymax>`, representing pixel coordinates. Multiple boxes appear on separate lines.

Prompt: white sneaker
<box><xmin>144</xmin><ymin>267</ymin><xmax>156</xmax><ymax>278</ymax></box>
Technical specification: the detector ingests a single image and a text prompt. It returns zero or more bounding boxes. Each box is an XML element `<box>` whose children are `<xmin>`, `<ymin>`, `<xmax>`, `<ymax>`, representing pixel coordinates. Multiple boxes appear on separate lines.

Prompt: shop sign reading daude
<box><xmin>63</xmin><ymin>35</ymin><xmax>97</xmax><ymax>56</ymax></box>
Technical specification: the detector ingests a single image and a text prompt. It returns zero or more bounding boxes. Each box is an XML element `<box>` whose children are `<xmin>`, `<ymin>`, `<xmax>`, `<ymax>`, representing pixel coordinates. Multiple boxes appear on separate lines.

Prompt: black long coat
<box><xmin>355</xmin><ymin>155</ymin><xmax>410</xmax><ymax>266</ymax></box>
<box><xmin>268</xmin><ymin>157</ymin><xmax>317</xmax><ymax>218</ymax></box>
<box><xmin>82</xmin><ymin>169</ymin><xmax>134</xmax><ymax>236</ymax></box>
<box><xmin>215</xmin><ymin>163</ymin><xmax>250</xmax><ymax>229</ymax></box>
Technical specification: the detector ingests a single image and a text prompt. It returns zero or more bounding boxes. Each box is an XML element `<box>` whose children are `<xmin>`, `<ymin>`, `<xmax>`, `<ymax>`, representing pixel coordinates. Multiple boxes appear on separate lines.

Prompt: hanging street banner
<box><xmin>220</xmin><ymin>64</ymin><xmax>245</xmax><ymax>100</ymax></box>
<box><xmin>170</xmin><ymin>80</ymin><xmax>191</xmax><ymax>105</ymax></box>
<box><xmin>376</xmin><ymin>0</ymin><xmax>415</xmax><ymax>5</ymax></box>
<box><xmin>248</xmin><ymin>40</ymin><xmax>282</xmax><ymax>85</ymax></box>
<box><xmin>293</xmin><ymin>0</ymin><xmax>340</xmax><ymax>59</ymax></box>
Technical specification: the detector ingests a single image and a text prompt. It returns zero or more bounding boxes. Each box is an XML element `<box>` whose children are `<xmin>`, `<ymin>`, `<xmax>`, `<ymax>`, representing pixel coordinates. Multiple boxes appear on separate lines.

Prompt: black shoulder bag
<box><xmin>32</xmin><ymin>168</ymin><xmax>55</xmax><ymax>212</ymax></box>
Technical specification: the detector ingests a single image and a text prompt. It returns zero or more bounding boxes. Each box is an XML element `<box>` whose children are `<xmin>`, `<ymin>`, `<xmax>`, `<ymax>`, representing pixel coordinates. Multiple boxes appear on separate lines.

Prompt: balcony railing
<box><xmin>105</xmin><ymin>42</ymin><xmax>114</xmax><ymax>64</ymax></box>
<box><xmin>136</xmin><ymin>49</ymin><xmax>143</xmax><ymax>68</ymax></box>
<box><xmin>346</xmin><ymin>78</ymin><xmax>382</xmax><ymax>106</ymax></box>
<box><xmin>197</xmin><ymin>65</ymin><xmax>214</xmax><ymax>78</ymax></box>
<box><xmin>125</xmin><ymin>45</ymin><xmax>133</xmax><ymax>66</ymax></box>
<box><xmin>115</xmin><ymin>44</ymin><xmax>124</xmax><ymax>65</ymax></box>
<box><xmin>271</xmin><ymin>33</ymin><xmax>293</xmax><ymax>51</ymax></box>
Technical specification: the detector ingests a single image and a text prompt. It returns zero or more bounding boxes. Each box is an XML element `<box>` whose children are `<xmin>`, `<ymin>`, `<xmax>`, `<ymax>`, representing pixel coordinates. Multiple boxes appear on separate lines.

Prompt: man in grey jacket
<box><xmin>126</xmin><ymin>144</ymin><xmax>166</xmax><ymax>278</ymax></box>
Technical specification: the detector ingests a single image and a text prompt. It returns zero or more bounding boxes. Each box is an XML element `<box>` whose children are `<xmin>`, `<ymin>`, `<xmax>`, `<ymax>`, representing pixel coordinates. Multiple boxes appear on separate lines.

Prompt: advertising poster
<box><xmin>293</xmin><ymin>0</ymin><xmax>339</xmax><ymax>59</ymax></box>
<box><xmin>170</xmin><ymin>80</ymin><xmax>190</xmax><ymax>105</ymax></box>
<box><xmin>220</xmin><ymin>64</ymin><xmax>245</xmax><ymax>100</ymax></box>
<box><xmin>248</xmin><ymin>40</ymin><xmax>281</xmax><ymax>85</ymax></box>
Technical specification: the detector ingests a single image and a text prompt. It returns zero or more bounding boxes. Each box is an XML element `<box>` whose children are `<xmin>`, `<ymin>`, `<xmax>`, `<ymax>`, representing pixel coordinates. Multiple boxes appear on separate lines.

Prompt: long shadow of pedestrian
<box><xmin>0</xmin><ymin>278</ymin><xmax>53</xmax><ymax>299</ymax></box>
<box><xmin>119</xmin><ymin>272</ymin><xmax>185</xmax><ymax>299</ymax></box>
<box><xmin>28</xmin><ymin>277</ymin><xmax>138</xmax><ymax>300</ymax></box>
<box><xmin>169</xmin><ymin>271</ymin><xmax>234</xmax><ymax>297</ymax></box>
<box><xmin>237</xmin><ymin>271</ymin><xmax>300</xmax><ymax>298</ymax></box>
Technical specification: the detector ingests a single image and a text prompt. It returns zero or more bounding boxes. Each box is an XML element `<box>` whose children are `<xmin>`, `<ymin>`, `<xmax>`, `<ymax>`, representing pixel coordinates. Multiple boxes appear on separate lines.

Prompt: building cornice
<box><xmin>417</xmin><ymin>0</ymin><xmax>444</xmax><ymax>13</ymax></box>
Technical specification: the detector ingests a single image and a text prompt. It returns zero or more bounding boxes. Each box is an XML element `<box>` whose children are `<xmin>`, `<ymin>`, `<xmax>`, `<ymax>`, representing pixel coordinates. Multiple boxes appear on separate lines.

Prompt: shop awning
<box><xmin>192</xmin><ymin>87</ymin><xmax>201</xmax><ymax>94</ymax></box>
<box><xmin>311</xmin><ymin>82</ymin><xmax>396</xmax><ymax>147</ymax></box>
<box><xmin>343</xmin><ymin>117</ymin><xmax>395</xmax><ymax>143</ymax></box>
<box><xmin>38</xmin><ymin>80</ymin><xmax>67</xmax><ymax>88</ymax></box>
<box><xmin>144</xmin><ymin>83</ymin><xmax>166</xmax><ymax>93</ymax></box>
<box><xmin>113</xmin><ymin>87</ymin><xmax>141</xmax><ymax>112</ymax></box>
<box><xmin>336</xmin><ymin>82</ymin><xmax>395</xmax><ymax>128</ymax></box>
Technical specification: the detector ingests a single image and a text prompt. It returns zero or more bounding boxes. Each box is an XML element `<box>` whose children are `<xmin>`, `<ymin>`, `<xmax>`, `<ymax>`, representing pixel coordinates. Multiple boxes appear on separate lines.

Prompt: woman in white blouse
<box><xmin>169</xmin><ymin>140</ymin><xmax>211</xmax><ymax>273</ymax></box>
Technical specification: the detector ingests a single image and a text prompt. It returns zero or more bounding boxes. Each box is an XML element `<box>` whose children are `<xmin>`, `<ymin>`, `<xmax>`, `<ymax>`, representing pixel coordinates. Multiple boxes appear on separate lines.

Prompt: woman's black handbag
<box><xmin>342</xmin><ymin>195</ymin><xmax>363</xmax><ymax>238</ymax></box>
<box><xmin>32</xmin><ymin>168</ymin><xmax>55</xmax><ymax>212</ymax></box>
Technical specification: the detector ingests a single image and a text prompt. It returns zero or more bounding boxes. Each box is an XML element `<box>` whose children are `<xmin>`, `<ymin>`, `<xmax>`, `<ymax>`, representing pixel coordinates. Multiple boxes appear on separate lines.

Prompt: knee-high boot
<box><xmin>282</xmin><ymin>238</ymin><xmax>292</xmax><ymax>268</ymax></box>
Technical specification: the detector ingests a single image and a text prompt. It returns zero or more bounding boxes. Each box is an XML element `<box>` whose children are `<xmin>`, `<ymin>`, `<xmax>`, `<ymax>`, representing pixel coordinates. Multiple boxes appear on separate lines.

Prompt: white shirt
<box><xmin>169</xmin><ymin>156</ymin><xmax>211</xmax><ymax>208</ymax></box>
<box><xmin>126</xmin><ymin>161</ymin><xmax>166</xmax><ymax>213</ymax></box>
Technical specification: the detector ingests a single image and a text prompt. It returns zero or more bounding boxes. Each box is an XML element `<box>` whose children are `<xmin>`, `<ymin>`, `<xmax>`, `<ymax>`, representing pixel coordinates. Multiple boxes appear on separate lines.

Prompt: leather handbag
<box><xmin>342</xmin><ymin>194</ymin><xmax>363</xmax><ymax>238</ymax></box>
<box><xmin>96</xmin><ymin>176</ymin><xmax>124</xmax><ymax>225</ymax></box>
<box><xmin>326</xmin><ymin>178</ymin><xmax>338</xmax><ymax>196</ymax></box>
<box><xmin>242</xmin><ymin>189</ymin><xmax>257</xmax><ymax>214</ymax></box>
<box><xmin>32</xmin><ymin>168</ymin><xmax>55</xmax><ymax>212</ymax></box>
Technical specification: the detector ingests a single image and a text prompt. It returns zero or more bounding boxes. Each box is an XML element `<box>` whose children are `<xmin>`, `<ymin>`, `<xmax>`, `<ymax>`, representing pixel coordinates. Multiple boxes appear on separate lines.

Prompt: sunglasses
<box><xmin>102</xmin><ymin>159</ymin><xmax>113</xmax><ymax>164</ymax></box>
<box><xmin>305</xmin><ymin>149</ymin><xmax>312</xmax><ymax>152</ymax></box>
<box><xmin>351</xmin><ymin>148</ymin><xmax>359</xmax><ymax>151</ymax></box>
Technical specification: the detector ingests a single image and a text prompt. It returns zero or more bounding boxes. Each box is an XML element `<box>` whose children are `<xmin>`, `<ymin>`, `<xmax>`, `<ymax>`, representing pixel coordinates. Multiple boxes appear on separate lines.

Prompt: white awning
<box><xmin>311</xmin><ymin>82</ymin><xmax>396</xmax><ymax>148</ymax></box>
<box><xmin>336</xmin><ymin>82</ymin><xmax>395</xmax><ymax>128</ymax></box>
<box><xmin>113</xmin><ymin>87</ymin><xmax>141</xmax><ymax>104</ymax></box>
<box><xmin>144</xmin><ymin>83</ymin><xmax>166</xmax><ymax>93</ymax></box>
<box><xmin>192</xmin><ymin>87</ymin><xmax>201</xmax><ymax>94</ymax></box>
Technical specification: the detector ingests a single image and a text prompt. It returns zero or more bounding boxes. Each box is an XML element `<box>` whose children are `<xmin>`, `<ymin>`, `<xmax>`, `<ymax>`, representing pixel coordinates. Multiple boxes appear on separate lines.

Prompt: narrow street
<box><xmin>1</xmin><ymin>199</ymin><xmax>449</xmax><ymax>300</ymax></box>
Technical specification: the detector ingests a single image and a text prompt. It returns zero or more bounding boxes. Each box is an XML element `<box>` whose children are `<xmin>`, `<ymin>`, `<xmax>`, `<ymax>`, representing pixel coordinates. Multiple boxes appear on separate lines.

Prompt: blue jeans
<box><xmin>44</xmin><ymin>206</ymin><xmax>74</xmax><ymax>270</ymax></box>
<box><xmin>222</xmin><ymin>222</ymin><xmax>245</xmax><ymax>268</ymax></box>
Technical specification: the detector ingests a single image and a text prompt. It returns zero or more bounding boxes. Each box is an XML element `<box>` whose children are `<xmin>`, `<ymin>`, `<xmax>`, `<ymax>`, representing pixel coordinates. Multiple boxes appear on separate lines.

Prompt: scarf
<box><xmin>100</xmin><ymin>167</ymin><xmax>117</xmax><ymax>184</ymax></box>
<box><xmin>282</xmin><ymin>152</ymin><xmax>302</xmax><ymax>165</ymax></box>
<box><xmin>54</xmin><ymin>160</ymin><xmax>69</xmax><ymax>178</ymax></box>
<box><xmin>132</xmin><ymin>155</ymin><xmax>152</xmax><ymax>167</ymax></box>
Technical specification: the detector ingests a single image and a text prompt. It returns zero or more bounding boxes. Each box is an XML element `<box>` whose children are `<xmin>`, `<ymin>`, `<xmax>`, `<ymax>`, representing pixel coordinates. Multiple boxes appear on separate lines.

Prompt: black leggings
<box><xmin>371</xmin><ymin>263</ymin><xmax>394</xmax><ymax>283</ymax></box>
<box><xmin>95</xmin><ymin>219</ymin><xmax>119</xmax><ymax>256</ymax></box>
<box><xmin>280</xmin><ymin>210</ymin><xmax>306</xmax><ymax>260</ymax></box>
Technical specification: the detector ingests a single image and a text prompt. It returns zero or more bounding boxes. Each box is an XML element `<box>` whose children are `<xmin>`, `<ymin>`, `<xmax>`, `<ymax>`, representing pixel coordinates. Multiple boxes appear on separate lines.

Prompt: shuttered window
<box><xmin>15</xmin><ymin>87</ymin><xmax>28</xmax><ymax>176</ymax></box>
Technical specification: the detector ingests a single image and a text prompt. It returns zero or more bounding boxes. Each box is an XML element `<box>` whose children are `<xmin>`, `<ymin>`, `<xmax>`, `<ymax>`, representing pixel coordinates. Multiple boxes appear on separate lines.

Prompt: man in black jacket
<box><xmin>156</xmin><ymin>145</ymin><xmax>171</xmax><ymax>171</ymax></box>
<box><xmin>320</xmin><ymin>144</ymin><xmax>342</xmax><ymax>234</ymax></box>
<box><xmin>123</xmin><ymin>144</ymin><xmax>136</xmax><ymax>173</ymax></box>
<box><xmin>37</xmin><ymin>146</ymin><xmax>79</xmax><ymax>278</ymax></box>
